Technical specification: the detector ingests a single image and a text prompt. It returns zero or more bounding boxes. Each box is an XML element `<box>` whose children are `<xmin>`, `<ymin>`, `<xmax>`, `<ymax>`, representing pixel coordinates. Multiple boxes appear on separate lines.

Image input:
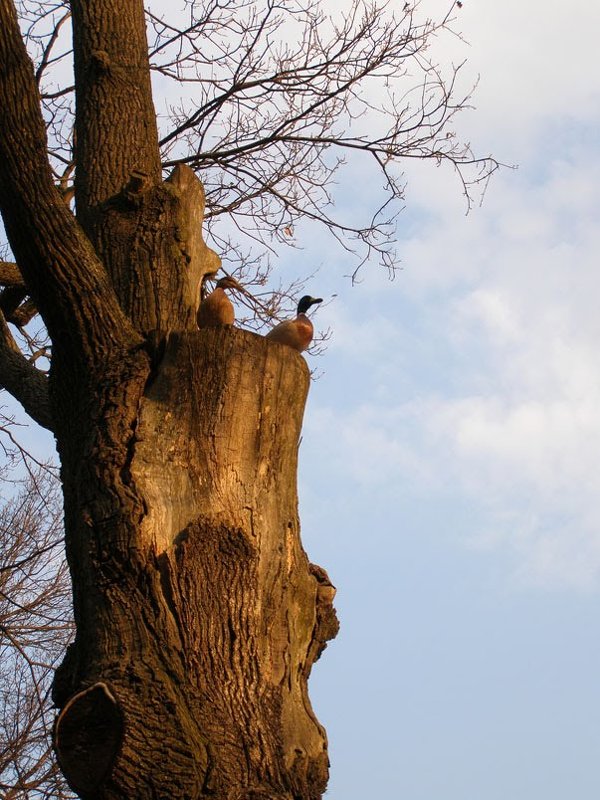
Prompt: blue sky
<box><xmin>291</xmin><ymin>1</ymin><xmax>600</xmax><ymax>797</ymax></box>
<box><xmin>7</xmin><ymin>1</ymin><xmax>600</xmax><ymax>797</ymax></box>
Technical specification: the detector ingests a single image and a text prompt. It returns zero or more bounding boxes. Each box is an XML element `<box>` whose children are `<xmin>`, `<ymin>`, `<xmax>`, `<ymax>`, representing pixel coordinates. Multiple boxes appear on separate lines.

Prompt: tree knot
<box><xmin>53</xmin><ymin>682</ymin><xmax>124</xmax><ymax>798</ymax></box>
<box><xmin>91</xmin><ymin>50</ymin><xmax>111</xmax><ymax>71</ymax></box>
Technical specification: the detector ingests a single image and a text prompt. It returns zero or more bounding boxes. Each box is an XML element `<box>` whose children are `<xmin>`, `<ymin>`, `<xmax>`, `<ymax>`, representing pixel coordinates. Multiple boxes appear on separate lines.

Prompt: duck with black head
<box><xmin>266</xmin><ymin>295</ymin><xmax>323</xmax><ymax>352</ymax></box>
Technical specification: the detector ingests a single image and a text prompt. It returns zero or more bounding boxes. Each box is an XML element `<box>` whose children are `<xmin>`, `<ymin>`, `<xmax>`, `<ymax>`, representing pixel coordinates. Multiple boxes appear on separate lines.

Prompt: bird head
<box><xmin>297</xmin><ymin>295</ymin><xmax>323</xmax><ymax>314</ymax></box>
<box><xmin>216</xmin><ymin>275</ymin><xmax>242</xmax><ymax>292</ymax></box>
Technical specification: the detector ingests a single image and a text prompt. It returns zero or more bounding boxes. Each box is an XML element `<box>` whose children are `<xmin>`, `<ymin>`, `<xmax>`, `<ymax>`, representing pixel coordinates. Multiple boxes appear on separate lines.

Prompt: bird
<box><xmin>266</xmin><ymin>295</ymin><xmax>323</xmax><ymax>352</ymax></box>
<box><xmin>197</xmin><ymin>275</ymin><xmax>241</xmax><ymax>328</ymax></box>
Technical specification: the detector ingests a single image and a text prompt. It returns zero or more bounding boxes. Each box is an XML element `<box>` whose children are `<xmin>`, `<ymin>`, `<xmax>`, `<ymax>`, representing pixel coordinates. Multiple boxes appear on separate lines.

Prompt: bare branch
<box><xmin>0</xmin><ymin>353</ymin><xmax>52</xmax><ymax>430</ymax></box>
<box><xmin>0</xmin><ymin>467</ymin><xmax>74</xmax><ymax>799</ymax></box>
<box><xmin>0</xmin><ymin>0</ymin><xmax>143</xmax><ymax>364</ymax></box>
<box><xmin>145</xmin><ymin>0</ymin><xmax>501</xmax><ymax>283</ymax></box>
<box><xmin>34</xmin><ymin>10</ymin><xmax>71</xmax><ymax>86</ymax></box>
<box><xmin>8</xmin><ymin>0</ymin><xmax>501</xmax><ymax>310</ymax></box>
<box><xmin>0</xmin><ymin>313</ymin><xmax>53</xmax><ymax>431</ymax></box>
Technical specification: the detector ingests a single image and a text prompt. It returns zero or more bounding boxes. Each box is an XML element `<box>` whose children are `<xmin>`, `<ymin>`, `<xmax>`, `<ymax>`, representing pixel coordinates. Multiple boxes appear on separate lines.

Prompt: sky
<box><xmin>7</xmin><ymin>1</ymin><xmax>600</xmax><ymax>798</ymax></box>
<box><xmin>293</xmin><ymin>1</ymin><xmax>600</xmax><ymax>798</ymax></box>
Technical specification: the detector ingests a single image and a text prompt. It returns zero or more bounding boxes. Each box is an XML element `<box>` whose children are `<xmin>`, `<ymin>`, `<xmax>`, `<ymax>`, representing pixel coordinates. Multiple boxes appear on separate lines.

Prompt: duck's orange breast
<box><xmin>266</xmin><ymin>314</ymin><xmax>314</xmax><ymax>352</ymax></box>
<box><xmin>197</xmin><ymin>288</ymin><xmax>235</xmax><ymax>327</ymax></box>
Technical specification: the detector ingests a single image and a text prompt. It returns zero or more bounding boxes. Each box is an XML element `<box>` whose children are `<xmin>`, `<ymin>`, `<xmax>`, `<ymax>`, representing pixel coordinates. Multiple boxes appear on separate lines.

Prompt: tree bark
<box><xmin>53</xmin><ymin>329</ymin><xmax>337</xmax><ymax>800</ymax></box>
<box><xmin>70</xmin><ymin>0</ymin><xmax>216</xmax><ymax>335</ymax></box>
<box><xmin>0</xmin><ymin>0</ymin><xmax>140</xmax><ymax>368</ymax></box>
<box><xmin>0</xmin><ymin>261</ymin><xmax>24</xmax><ymax>286</ymax></box>
<box><xmin>71</xmin><ymin>0</ymin><xmax>162</xmax><ymax>230</ymax></box>
<box><xmin>0</xmin><ymin>2</ymin><xmax>337</xmax><ymax>797</ymax></box>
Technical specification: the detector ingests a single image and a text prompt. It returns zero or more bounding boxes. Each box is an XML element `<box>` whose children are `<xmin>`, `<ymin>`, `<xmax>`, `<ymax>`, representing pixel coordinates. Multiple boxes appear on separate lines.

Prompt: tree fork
<box><xmin>52</xmin><ymin>328</ymin><xmax>337</xmax><ymax>800</ymax></box>
<box><xmin>92</xmin><ymin>164</ymin><xmax>221</xmax><ymax>333</ymax></box>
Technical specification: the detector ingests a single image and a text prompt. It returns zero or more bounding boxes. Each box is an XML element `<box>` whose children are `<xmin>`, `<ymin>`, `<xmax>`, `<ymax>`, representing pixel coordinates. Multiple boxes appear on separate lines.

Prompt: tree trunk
<box><xmin>0</xmin><ymin>2</ymin><xmax>337</xmax><ymax>796</ymax></box>
<box><xmin>52</xmin><ymin>327</ymin><xmax>338</xmax><ymax>800</ymax></box>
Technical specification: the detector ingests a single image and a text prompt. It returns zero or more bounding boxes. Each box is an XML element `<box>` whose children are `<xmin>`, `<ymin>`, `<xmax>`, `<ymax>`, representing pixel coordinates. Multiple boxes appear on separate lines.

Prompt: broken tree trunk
<box><xmin>52</xmin><ymin>328</ymin><xmax>338</xmax><ymax>800</ymax></box>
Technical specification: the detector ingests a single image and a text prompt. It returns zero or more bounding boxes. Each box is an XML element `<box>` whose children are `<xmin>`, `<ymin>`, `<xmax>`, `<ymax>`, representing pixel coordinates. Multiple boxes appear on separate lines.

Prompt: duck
<box><xmin>197</xmin><ymin>275</ymin><xmax>242</xmax><ymax>328</ymax></box>
<box><xmin>266</xmin><ymin>295</ymin><xmax>323</xmax><ymax>352</ymax></box>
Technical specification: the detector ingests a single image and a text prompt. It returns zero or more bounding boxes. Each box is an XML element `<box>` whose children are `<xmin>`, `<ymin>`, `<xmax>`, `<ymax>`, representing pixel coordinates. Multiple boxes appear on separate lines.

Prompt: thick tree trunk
<box><xmin>0</xmin><ymin>3</ymin><xmax>337</xmax><ymax>796</ymax></box>
<box><xmin>52</xmin><ymin>328</ymin><xmax>337</xmax><ymax>800</ymax></box>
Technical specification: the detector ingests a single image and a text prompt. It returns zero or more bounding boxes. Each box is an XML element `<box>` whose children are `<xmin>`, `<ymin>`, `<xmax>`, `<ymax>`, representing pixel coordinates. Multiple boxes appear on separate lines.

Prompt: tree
<box><xmin>0</xmin><ymin>467</ymin><xmax>74</xmax><ymax>799</ymax></box>
<box><xmin>0</xmin><ymin>1</ymin><xmax>496</xmax><ymax>798</ymax></box>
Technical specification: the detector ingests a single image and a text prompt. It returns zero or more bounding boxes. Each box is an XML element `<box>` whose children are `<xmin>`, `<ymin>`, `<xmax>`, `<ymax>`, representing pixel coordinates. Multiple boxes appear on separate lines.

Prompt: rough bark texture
<box><xmin>0</xmin><ymin>0</ymin><xmax>337</xmax><ymax>797</ymax></box>
<box><xmin>71</xmin><ymin>0</ymin><xmax>218</xmax><ymax>335</ymax></box>
<box><xmin>71</xmin><ymin>0</ymin><xmax>162</xmax><ymax>227</ymax></box>
<box><xmin>0</xmin><ymin>0</ymin><xmax>140</xmax><ymax>367</ymax></box>
<box><xmin>0</xmin><ymin>261</ymin><xmax>24</xmax><ymax>286</ymax></box>
<box><xmin>89</xmin><ymin>164</ymin><xmax>221</xmax><ymax>333</ymax></box>
<box><xmin>53</xmin><ymin>329</ymin><xmax>336</xmax><ymax>799</ymax></box>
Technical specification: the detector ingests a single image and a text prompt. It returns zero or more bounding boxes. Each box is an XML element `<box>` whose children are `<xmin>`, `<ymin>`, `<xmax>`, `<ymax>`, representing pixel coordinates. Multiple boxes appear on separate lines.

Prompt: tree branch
<box><xmin>148</xmin><ymin>0</ymin><xmax>499</xmax><ymax>276</ymax></box>
<box><xmin>0</xmin><ymin>262</ymin><xmax>24</xmax><ymax>287</ymax></box>
<box><xmin>0</xmin><ymin>0</ymin><xmax>142</xmax><ymax>367</ymax></box>
<box><xmin>70</xmin><ymin>0</ymin><xmax>162</xmax><ymax>233</ymax></box>
<box><xmin>34</xmin><ymin>10</ymin><xmax>71</xmax><ymax>86</ymax></box>
<box><xmin>0</xmin><ymin>313</ymin><xmax>52</xmax><ymax>431</ymax></box>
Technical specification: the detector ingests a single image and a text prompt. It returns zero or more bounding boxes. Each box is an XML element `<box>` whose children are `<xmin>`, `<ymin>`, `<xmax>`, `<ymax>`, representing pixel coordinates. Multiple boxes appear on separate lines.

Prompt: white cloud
<box><xmin>148</xmin><ymin>0</ymin><xmax>600</xmax><ymax>594</ymax></box>
<box><xmin>306</xmin><ymin>124</ymin><xmax>600</xmax><ymax>591</ymax></box>
<box><xmin>449</xmin><ymin>0</ymin><xmax>600</xmax><ymax>148</ymax></box>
